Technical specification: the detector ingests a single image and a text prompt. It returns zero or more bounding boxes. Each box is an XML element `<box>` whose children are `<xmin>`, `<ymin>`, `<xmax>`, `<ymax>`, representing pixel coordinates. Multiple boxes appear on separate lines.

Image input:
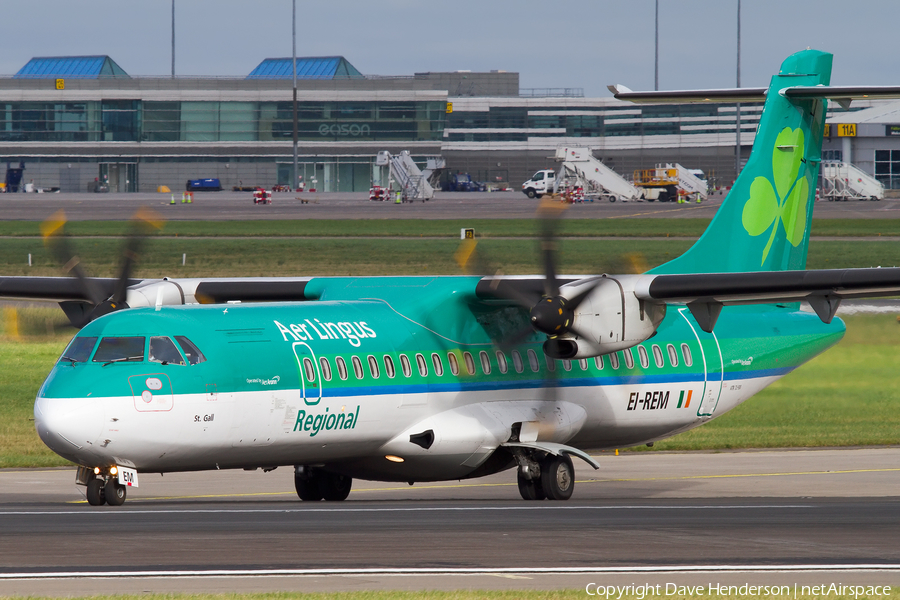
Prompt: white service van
<box><xmin>521</xmin><ymin>169</ymin><xmax>556</xmax><ymax>198</ymax></box>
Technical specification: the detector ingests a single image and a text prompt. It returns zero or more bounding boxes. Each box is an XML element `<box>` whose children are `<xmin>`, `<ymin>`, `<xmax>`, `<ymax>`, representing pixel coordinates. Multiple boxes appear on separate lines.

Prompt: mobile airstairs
<box><xmin>554</xmin><ymin>146</ymin><xmax>645</xmax><ymax>202</ymax></box>
<box><xmin>376</xmin><ymin>151</ymin><xmax>441</xmax><ymax>201</ymax></box>
<box><xmin>820</xmin><ymin>161</ymin><xmax>884</xmax><ymax>201</ymax></box>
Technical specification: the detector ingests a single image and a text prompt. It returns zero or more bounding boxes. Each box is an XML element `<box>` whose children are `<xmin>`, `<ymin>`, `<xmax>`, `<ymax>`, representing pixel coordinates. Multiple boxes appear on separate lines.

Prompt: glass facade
<box><xmin>0</xmin><ymin>99</ymin><xmax>445</xmax><ymax>143</ymax></box>
<box><xmin>445</xmin><ymin>102</ymin><xmax>763</xmax><ymax>142</ymax></box>
<box><xmin>875</xmin><ymin>149</ymin><xmax>900</xmax><ymax>189</ymax></box>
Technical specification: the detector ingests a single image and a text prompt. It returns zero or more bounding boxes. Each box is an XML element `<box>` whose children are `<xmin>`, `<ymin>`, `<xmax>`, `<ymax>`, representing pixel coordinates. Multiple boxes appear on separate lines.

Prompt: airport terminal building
<box><xmin>1</xmin><ymin>54</ymin><xmax>894</xmax><ymax>193</ymax></box>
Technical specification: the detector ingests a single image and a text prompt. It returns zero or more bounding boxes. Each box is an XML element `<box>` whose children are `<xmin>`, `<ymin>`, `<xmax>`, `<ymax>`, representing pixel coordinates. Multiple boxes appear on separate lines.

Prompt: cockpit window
<box><xmin>149</xmin><ymin>336</ymin><xmax>186</xmax><ymax>366</ymax></box>
<box><xmin>174</xmin><ymin>336</ymin><xmax>207</xmax><ymax>365</ymax></box>
<box><xmin>59</xmin><ymin>336</ymin><xmax>97</xmax><ymax>363</ymax></box>
<box><xmin>93</xmin><ymin>337</ymin><xmax>145</xmax><ymax>364</ymax></box>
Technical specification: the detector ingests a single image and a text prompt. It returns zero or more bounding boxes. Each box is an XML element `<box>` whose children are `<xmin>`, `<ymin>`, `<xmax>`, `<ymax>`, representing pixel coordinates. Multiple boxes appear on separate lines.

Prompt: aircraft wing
<box><xmin>0</xmin><ymin>276</ymin><xmax>128</xmax><ymax>303</ymax></box>
<box><xmin>0</xmin><ymin>276</ymin><xmax>313</xmax><ymax>304</ymax></box>
<box><xmin>633</xmin><ymin>267</ymin><xmax>900</xmax><ymax>332</ymax></box>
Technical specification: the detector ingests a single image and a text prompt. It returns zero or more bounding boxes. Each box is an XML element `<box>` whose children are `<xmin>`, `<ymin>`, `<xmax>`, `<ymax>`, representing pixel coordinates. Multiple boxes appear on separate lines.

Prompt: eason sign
<box><xmin>318</xmin><ymin>123</ymin><xmax>371</xmax><ymax>137</ymax></box>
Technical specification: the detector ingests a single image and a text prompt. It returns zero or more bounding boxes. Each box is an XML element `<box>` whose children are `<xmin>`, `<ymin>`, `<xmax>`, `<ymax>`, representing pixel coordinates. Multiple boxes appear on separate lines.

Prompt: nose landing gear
<box><xmin>79</xmin><ymin>465</ymin><xmax>128</xmax><ymax>506</ymax></box>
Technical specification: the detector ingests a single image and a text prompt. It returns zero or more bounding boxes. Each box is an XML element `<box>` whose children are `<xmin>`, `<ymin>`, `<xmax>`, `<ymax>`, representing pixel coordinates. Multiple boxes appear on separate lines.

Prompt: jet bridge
<box><xmin>375</xmin><ymin>151</ymin><xmax>440</xmax><ymax>201</ymax></box>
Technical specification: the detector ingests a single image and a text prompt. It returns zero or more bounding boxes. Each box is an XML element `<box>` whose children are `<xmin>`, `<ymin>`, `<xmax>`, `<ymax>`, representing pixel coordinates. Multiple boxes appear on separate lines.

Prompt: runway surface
<box><xmin>1</xmin><ymin>190</ymin><xmax>899</xmax><ymax>221</ymax></box>
<box><xmin>2</xmin><ymin>448</ymin><xmax>899</xmax><ymax>594</ymax></box>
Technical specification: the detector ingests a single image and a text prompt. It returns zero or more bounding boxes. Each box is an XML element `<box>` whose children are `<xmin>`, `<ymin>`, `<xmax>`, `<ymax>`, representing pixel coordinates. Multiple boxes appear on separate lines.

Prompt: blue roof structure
<box><xmin>246</xmin><ymin>56</ymin><xmax>364</xmax><ymax>80</ymax></box>
<box><xmin>15</xmin><ymin>55</ymin><xmax>130</xmax><ymax>79</ymax></box>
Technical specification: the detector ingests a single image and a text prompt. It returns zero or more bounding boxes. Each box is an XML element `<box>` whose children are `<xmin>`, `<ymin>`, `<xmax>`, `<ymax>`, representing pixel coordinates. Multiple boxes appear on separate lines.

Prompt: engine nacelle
<box><xmin>125</xmin><ymin>280</ymin><xmax>187</xmax><ymax>308</ymax></box>
<box><xmin>545</xmin><ymin>275</ymin><xmax>666</xmax><ymax>359</ymax></box>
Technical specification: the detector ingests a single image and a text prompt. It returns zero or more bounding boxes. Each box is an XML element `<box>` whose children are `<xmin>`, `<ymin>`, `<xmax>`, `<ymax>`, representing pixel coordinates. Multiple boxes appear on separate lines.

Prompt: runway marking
<box><xmin>0</xmin><ymin>504</ymin><xmax>813</xmax><ymax>516</ymax></box>
<box><xmin>3</xmin><ymin>564</ymin><xmax>900</xmax><ymax>580</ymax></box>
<box><xmin>53</xmin><ymin>465</ymin><xmax>900</xmax><ymax>504</ymax></box>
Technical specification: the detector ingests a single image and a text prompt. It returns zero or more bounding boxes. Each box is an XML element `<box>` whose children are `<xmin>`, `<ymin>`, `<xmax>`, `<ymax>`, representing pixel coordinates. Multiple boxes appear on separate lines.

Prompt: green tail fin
<box><xmin>651</xmin><ymin>49</ymin><xmax>832</xmax><ymax>275</ymax></box>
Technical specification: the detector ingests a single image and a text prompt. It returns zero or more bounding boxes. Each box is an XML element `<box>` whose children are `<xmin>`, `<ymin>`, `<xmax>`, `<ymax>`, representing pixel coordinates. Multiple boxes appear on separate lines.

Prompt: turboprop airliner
<box><xmin>7</xmin><ymin>49</ymin><xmax>900</xmax><ymax>506</ymax></box>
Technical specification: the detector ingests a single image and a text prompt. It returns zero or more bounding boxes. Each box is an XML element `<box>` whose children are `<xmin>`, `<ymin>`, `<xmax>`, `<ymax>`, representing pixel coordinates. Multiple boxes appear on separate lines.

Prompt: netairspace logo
<box><xmin>583</xmin><ymin>583</ymin><xmax>892</xmax><ymax>598</ymax></box>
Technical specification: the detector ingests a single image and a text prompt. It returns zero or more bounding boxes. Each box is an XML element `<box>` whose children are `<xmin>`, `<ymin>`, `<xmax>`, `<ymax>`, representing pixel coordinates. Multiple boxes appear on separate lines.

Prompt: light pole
<box><xmin>171</xmin><ymin>0</ymin><xmax>175</xmax><ymax>78</ymax></box>
<box><xmin>654</xmin><ymin>0</ymin><xmax>659</xmax><ymax>91</ymax></box>
<box><xmin>735</xmin><ymin>0</ymin><xmax>741</xmax><ymax>181</ymax></box>
<box><xmin>292</xmin><ymin>0</ymin><xmax>299</xmax><ymax>191</ymax></box>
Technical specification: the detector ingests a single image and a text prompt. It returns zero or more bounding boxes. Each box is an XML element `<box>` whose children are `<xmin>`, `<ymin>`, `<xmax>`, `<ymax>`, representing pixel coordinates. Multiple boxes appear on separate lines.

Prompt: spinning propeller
<box><xmin>41</xmin><ymin>208</ymin><xmax>163</xmax><ymax>327</ymax></box>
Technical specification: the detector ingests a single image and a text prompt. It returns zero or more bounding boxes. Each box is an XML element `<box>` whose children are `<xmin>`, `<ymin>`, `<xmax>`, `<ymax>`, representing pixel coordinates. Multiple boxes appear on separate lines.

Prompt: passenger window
<box><xmin>579</xmin><ymin>359</ymin><xmax>588</xmax><ymax>371</ymax></box>
<box><xmin>432</xmin><ymin>353</ymin><xmax>443</xmax><ymax>376</ymax></box>
<box><xmin>150</xmin><ymin>336</ymin><xmax>185</xmax><ymax>366</ymax></box>
<box><xmin>93</xmin><ymin>337</ymin><xmax>145</xmax><ymax>364</ymax></box>
<box><xmin>336</xmin><ymin>356</ymin><xmax>348</xmax><ymax>380</ymax></box>
<box><xmin>562</xmin><ymin>359</ymin><xmax>572</xmax><ymax>372</ymax></box>
<box><xmin>594</xmin><ymin>355</ymin><xmax>604</xmax><ymax>370</ymax></box>
<box><xmin>175</xmin><ymin>336</ymin><xmax>206</xmax><ymax>365</ymax></box>
<box><xmin>400</xmin><ymin>354</ymin><xmax>412</xmax><ymax>377</ymax></box>
<box><xmin>367</xmin><ymin>355</ymin><xmax>380</xmax><ymax>379</ymax></box>
<box><xmin>511</xmin><ymin>350</ymin><xmax>524</xmax><ymax>373</ymax></box>
<box><xmin>681</xmin><ymin>343</ymin><xmax>693</xmax><ymax>367</ymax></box>
<box><xmin>624</xmin><ymin>348</ymin><xmax>634</xmax><ymax>369</ymax></box>
<box><xmin>60</xmin><ymin>336</ymin><xmax>97</xmax><ymax>363</ymax></box>
<box><xmin>463</xmin><ymin>351</ymin><xmax>476</xmax><ymax>375</ymax></box>
<box><xmin>527</xmin><ymin>349</ymin><xmax>540</xmax><ymax>372</ymax></box>
<box><xmin>667</xmin><ymin>344</ymin><xmax>679</xmax><ymax>367</ymax></box>
<box><xmin>320</xmin><ymin>357</ymin><xmax>332</xmax><ymax>381</ymax></box>
<box><xmin>609</xmin><ymin>352</ymin><xmax>620</xmax><ymax>369</ymax></box>
<box><xmin>303</xmin><ymin>357</ymin><xmax>315</xmax><ymax>382</ymax></box>
<box><xmin>638</xmin><ymin>346</ymin><xmax>649</xmax><ymax>369</ymax></box>
<box><xmin>496</xmin><ymin>351</ymin><xmax>508</xmax><ymax>374</ymax></box>
<box><xmin>448</xmin><ymin>352</ymin><xmax>460</xmax><ymax>376</ymax></box>
<box><xmin>480</xmin><ymin>351</ymin><xmax>491</xmax><ymax>375</ymax></box>
<box><xmin>384</xmin><ymin>355</ymin><xmax>395</xmax><ymax>378</ymax></box>
<box><xmin>652</xmin><ymin>344</ymin><xmax>664</xmax><ymax>368</ymax></box>
<box><xmin>351</xmin><ymin>356</ymin><xmax>364</xmax><ymax>379</ymax></box>
<box><xmin>416</xmin><ymin>353</ymin><xmax>428</xmax><ymax>377</ymax></box>
<box><xmin>545</xmin><ymin>355</ymin><xmax>556</xmax><ymax>372</ymax></box>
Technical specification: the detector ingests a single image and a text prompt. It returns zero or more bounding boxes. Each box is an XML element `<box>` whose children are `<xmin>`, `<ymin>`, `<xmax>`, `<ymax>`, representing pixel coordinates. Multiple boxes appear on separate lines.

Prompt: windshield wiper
<box><xmin>102</xmin><ymin>356</ymin><xmax>143</xmax><ymax>367</ymax></box>
<box><xmin>60</xmin><ymin>356</ymin><xmax>78</xmax><ymax>365</ymax></box>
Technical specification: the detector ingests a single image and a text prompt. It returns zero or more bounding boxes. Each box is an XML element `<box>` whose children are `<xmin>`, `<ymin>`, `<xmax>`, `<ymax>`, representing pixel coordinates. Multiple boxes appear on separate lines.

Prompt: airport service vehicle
<box><xmin>820</xmin><ymin>161</ymin><xmax>884</xmax><ymax>201</ymax></box>
<box><xmin>375</xmin><ymin>151</ymin><xmax>443</xmax><ymax>201</ymax></box>
<box><xmin>186</xmin><ymin>178</ymin><xmax>222</xmax><ymax>192</ymax></box>
<box><xmin>444</xmin><ymin>172</ymin><xmax>486</xmax><ymax>193</ymax></box>
<box><xmin>633</xmin><ymin>164</ymin><xmax>709</xmax><ymax>202</ymax></box>
<box><xmin>11</xmin><ymin>50</ymin><xmax>900</xmax><ymax>506</ymax></box>
<box><xmin>521</xmin><ymin>169</ymin><xmax>555</xmax><ymax>198</ymax></box>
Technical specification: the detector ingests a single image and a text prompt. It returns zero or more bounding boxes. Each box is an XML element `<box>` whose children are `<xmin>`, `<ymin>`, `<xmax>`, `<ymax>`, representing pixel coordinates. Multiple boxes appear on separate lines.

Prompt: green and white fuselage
<box><xmin>36</xmin><ymin>276</ymin><xmax>843</xmax><ymax>482</ymax></box>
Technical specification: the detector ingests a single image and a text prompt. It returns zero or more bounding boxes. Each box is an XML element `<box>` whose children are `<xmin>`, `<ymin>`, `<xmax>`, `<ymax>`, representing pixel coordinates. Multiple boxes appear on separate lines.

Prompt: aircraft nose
<box><xmin>34</xmin><ymin>396</ymin><xmax>104</xmax><ymax>462</ymax></box>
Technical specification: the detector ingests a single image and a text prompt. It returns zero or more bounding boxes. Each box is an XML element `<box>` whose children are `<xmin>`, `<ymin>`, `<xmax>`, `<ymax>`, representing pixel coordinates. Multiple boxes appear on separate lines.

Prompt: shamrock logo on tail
<box><xmin>741</xmin><ymin>127</ymin><xmax>810</xmax><ymax>265</ymax></box>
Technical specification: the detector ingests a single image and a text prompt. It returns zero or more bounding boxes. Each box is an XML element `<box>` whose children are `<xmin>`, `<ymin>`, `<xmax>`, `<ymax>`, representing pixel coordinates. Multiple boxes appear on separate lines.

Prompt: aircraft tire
<box><xmin>541</xmin><ymin>455</ymin><xmax>574</xmax><ymax>501</ymax></box>
<box><xmin>319</xmin><ymin>473</ymin><xmax>352</xmax><ymax>501</ymax></box>
<box><xmin>105</xmin><ymin>480</ymin><xmax>126</xmax><ymax>506</ymax></box>
<box><xmin>294</xmin><ymin>472</ymin><xmax>324</xmax><ymax>501</ymax></box>
<box><xmin>86</xmin><ymin>478</ymin><xmax>106</xmax><ymax>506</ymax></box>
<box><xmin>517</xmin><ymin>473</ymin><xmax>546</xmax><ymax>501</ymax></box>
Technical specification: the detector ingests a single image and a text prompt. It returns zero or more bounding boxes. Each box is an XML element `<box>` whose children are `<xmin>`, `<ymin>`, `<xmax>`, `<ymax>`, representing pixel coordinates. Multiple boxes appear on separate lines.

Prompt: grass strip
<box><xmin>2</xmin><ymin>217</ymin><xmax>900</xmax><ymax>238</ymax></box>
<box><xmin>2</xmin><ymin>311</ymin><xmax>899</xmax><ymax>468</ymax></box>
<box><xmin>1</xmin><ymin>238</ymin><xmax>899</xmax><ymax>279</ymax></box>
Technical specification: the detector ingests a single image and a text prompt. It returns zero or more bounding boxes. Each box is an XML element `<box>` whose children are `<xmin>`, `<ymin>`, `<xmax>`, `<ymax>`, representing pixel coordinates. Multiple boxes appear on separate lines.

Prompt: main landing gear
<box><xmin>514</xmin><ymin>452</ymin><xmax>575</xmax><ymax>501</ymax></box>
<box><xmin>294</xmin><ymin>465</ymin><xmax>352</xmax><ymax>501</ymax></box>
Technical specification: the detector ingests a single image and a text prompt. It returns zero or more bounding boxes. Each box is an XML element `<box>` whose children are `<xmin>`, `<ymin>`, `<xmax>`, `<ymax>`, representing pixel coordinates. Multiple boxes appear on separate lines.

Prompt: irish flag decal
<box><xmin>677</xmin><ymin>390</ymin><xmax>693</xmax><ymax>409</ymax></box>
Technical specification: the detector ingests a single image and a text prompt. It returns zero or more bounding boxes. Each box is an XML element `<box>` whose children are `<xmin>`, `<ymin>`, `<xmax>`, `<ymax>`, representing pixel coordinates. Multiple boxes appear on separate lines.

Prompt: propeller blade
<box><xmin>536</xmin><ymin>198</ymin><xmax>567</xmax><ymax>298</ymax></box>
<box><xmin>111</xmin><ymin>208</ymin><xmax>164</xmax><ymax>304</ymax></box>
<box><xmin>40</xmin><ymin>210</ymin><xmax>104</xmax><ymax>306</ymax></box>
